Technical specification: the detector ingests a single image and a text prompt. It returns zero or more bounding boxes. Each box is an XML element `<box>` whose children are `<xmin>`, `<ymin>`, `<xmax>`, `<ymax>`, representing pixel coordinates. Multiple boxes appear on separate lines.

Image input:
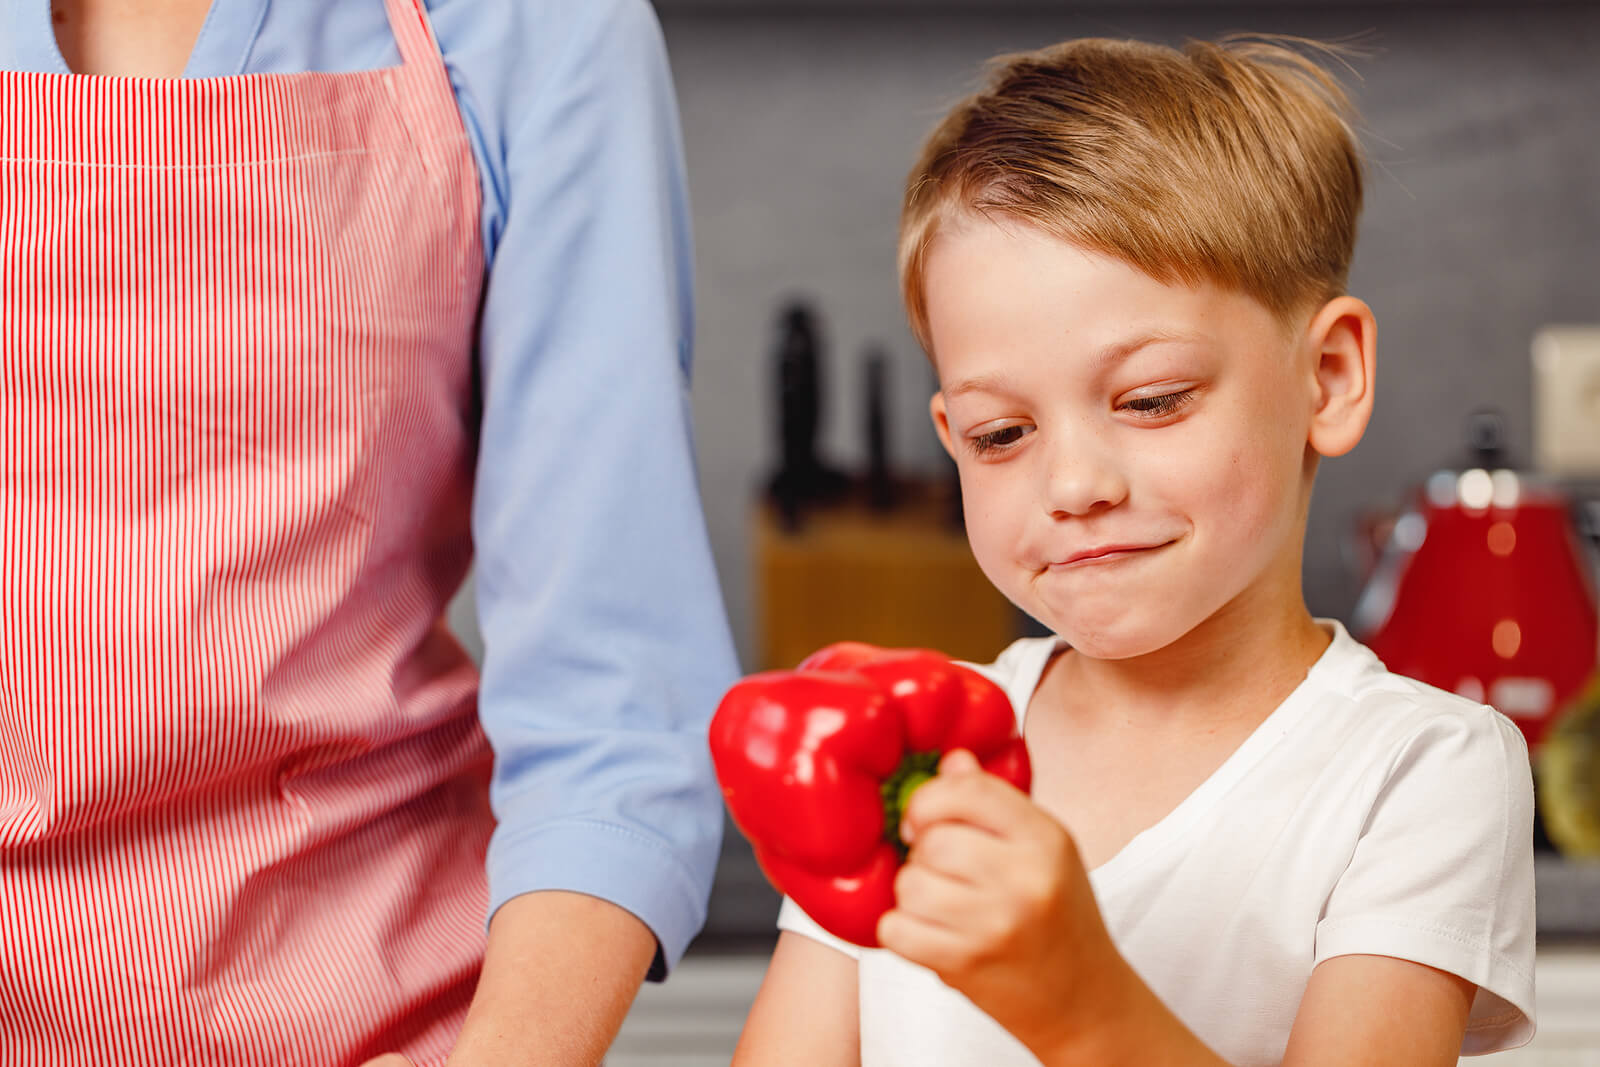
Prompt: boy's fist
<box><xmin>878</xmin><ymin>750</ymin><xmax>1118</xmax><ymax>1059</ymax></box>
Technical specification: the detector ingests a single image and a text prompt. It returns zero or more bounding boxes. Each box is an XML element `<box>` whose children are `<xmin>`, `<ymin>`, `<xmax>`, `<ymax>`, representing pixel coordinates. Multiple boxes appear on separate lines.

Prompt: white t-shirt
<box><xmin>777</xmin><ymin>621</ymin><xmax>1537</xmax><ymax>1066</ymax></box>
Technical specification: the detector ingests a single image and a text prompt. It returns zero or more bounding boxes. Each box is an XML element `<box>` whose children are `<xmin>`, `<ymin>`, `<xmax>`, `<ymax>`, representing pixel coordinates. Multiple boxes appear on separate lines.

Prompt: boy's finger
<box><xmin>915</xmin><ymin>825</ymin><xmax>1011</xmax><ymax>883</ymax></box>
<box><xmin>894</xmin><ymin>851</ymin><xmax>985</xmax><ymax>918</ymax></box>
<box><xmin>904</xmin><ymin>820</ymin><xmax>1011</xmax><ymax>884</ymax></box>
<box><xmin>902</xmin><ymin>762</ymin><xmax>1029</xmax><ymax>840</ymax></box>
<box><xmin>877</xmin><ymin>904</ymin><xmax>975</xmax><ymax>973</ymax></box>
<box><xmin>938</xmin><ymin>747</ymin><xmax>982</xmax><ymax>775</ymax></box>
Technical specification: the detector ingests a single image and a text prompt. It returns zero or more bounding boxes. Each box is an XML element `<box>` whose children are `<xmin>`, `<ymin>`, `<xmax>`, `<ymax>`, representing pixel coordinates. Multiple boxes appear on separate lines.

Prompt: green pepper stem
<box><xmin>880</xmin><ymin>751</ymin><xmax>942</xmax><ymax>858</ymax></box>
<box><xmin>895</xmin><ymin>770</ymin><xmax>934</xmax><ymax>820</ymax></box>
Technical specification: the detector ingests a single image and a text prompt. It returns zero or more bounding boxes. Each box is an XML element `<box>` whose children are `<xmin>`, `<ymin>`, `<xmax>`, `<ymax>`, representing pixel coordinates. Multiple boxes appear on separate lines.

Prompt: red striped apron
<box><xmin>0</xmin><ymin>1</ymin><xmax>492</xmax><ymax>1062</ymax></box>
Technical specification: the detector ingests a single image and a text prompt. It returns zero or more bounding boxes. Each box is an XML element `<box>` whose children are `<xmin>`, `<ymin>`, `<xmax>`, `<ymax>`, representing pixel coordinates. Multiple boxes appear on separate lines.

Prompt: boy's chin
<box><xmin>1034</xmin><ymin>608</ymin><xmax>1192</xmax><ymax>661</ymax></box>
<box><xmin>1060</xmin><ymin>632</ymin><xmax>1170</xmax><ymax>661</ymax></box>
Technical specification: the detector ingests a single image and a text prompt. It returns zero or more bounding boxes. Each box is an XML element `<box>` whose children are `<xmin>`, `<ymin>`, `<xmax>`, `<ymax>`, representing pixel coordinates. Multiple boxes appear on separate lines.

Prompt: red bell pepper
<box><xmin>709</xmin><ymin>642</ymin><xmax>1031</xmax><ymax>947</ymax></box>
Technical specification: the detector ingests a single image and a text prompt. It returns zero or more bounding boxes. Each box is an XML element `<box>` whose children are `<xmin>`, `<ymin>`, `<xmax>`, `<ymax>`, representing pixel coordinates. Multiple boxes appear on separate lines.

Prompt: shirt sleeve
<box><xmin>467</xmin><ymin>0</ymin><xmax>738</xmax><ymax>980</ymax></box>
<box><xmin>777</xmin><ymin>896</ymin><xmax>865</xmax><ymax>962</ymax></box>
<box><xmin>1314</xmin><ymin>704</ymin><xmax>1537</xmax><ymax>1053</ymax></box>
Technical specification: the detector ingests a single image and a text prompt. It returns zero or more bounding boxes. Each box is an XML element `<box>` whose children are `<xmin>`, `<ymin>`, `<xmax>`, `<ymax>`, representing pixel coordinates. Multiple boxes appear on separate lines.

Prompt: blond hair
<box><xmin>899</xmin><ymin>36</ymin><xmax>1364</xmax><ymax>353</ymax></box>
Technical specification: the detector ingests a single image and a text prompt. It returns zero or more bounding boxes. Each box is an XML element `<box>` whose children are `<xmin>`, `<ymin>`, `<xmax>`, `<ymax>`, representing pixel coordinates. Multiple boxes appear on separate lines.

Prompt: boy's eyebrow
<box><xmin>943</xmin><ymin>330</ymin><xmax>1206</xmax><ymax>398</ymax></box>
<box><xmin>1089</xmin><ymin>329</ymin><xmax>1205</xmax><ymax>373</ymax></box>
<box><xmin>942</xmin><ymin>372</ymin><xmax>1015</xmax><ymax>400</ymax></box>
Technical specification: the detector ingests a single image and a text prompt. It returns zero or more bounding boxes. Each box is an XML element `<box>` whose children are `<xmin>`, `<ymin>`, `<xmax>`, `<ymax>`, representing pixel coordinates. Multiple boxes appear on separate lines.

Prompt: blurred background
<box><xmin>450</xmin><ymin>0</ymin><xmax>1600</xmax><ymax>1060</ymax></box>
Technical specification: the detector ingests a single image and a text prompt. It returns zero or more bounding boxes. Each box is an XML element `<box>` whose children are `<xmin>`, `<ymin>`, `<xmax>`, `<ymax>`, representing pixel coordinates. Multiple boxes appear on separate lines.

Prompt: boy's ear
<box><xmin>929</xmin><ymin>392</ymin><xmax>959</xmax><ymax>460</ymax></box>
<box><xmin>1304</xmin><ymin>296</ymin><xmax>1376</xmax><ymax>459</ymax></box>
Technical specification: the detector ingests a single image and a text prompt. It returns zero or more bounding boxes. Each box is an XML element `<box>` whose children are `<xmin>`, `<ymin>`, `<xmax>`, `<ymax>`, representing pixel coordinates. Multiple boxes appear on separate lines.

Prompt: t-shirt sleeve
<box><xmin>1314</xmin><ymin>704</ymin><xmax>1537</xmax><ymax>1054</ymax></box>
<box><xmin>776</xmin><ymin>896</ymin><xmax>865</xmax><ymax>961</ymax></box>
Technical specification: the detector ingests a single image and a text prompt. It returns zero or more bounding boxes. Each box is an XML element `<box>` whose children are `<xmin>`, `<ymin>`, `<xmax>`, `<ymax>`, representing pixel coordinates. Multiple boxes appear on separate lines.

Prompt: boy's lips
<box><xmin>1047</xmin><ymin>541</ymin><xmax>1170</xmax><ymax>569</ymax></box>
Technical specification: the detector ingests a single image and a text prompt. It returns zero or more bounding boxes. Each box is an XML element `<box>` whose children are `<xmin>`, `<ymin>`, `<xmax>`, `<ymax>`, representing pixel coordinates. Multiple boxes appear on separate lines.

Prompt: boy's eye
<box><xmin>970</xmin><ymin>423</ymin><xmax>1033</xmax><ymax>455</ymax></box>
<box><xmin>1119</xmin><ymin>388</ymin><xmax>1196</xmax><ymax>418</ymax></box>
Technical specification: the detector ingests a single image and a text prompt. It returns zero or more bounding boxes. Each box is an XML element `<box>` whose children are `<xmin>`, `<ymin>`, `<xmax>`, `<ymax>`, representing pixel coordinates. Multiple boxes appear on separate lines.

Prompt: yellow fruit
<box><xmin>1540</xmin><ymin>669</ymin><xmax>1600</xmax><ymax>858</ymax></box>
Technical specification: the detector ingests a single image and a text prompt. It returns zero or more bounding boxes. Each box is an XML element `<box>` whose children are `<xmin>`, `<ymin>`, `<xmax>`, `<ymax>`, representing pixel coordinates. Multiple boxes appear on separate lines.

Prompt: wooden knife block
<box><xmin>754</xmin><ymin>480</ymin><xmax>1022</xmax><ymax>671</ymax></box>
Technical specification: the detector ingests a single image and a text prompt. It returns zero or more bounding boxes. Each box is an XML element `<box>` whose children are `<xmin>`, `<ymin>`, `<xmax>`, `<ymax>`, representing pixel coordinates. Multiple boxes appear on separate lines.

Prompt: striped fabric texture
<box><xmin>0</xmin><ymin>0</ymin><xmax>493</xmax><ymax>1062</ymax></box>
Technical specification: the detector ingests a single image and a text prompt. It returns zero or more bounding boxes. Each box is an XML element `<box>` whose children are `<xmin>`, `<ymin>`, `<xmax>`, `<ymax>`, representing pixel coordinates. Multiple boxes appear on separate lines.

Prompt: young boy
<box><xmin>731</xmin><ymin>36</ymin><xmax>1536</xmax><ymax>1067</ymax></box>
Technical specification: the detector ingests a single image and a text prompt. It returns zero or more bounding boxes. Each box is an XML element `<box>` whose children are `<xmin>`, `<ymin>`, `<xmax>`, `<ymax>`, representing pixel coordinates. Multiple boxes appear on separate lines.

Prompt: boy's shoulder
<box><xmin>1314</xmin><ymin>623</ymin><xmax>1530</xmax><ymax>758</ymax></box>
<box><xmin>1278</xmin><ymin>625</ymin><xmax>1535</xmax><ymax>828</ymax></box>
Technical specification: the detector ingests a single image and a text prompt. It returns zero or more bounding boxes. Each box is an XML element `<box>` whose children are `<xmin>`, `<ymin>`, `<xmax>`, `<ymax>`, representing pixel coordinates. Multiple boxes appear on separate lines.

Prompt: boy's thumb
<box><xmin>939</xmin><ymin>748</ymin><xmax>981</xmax><ymax>774</ymax></box>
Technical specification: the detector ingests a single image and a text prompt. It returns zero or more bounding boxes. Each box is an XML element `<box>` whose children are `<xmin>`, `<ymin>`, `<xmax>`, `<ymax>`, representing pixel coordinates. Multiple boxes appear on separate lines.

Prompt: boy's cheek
<box><xmin>962</xmin><ymin>488</ymin><xmax>1034</xmax><ymax>564</ymax></box>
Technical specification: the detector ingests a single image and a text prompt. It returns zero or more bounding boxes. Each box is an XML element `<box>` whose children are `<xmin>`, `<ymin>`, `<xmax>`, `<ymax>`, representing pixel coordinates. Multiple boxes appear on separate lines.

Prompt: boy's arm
<box><xmin>1281</xmin><ymin>954</ymin><xmax>1475</xmax><ymax>1066</ymax></box>
<box><xmin>1028</xmin><ymin>951</ymin><xmax>1474</xmax><ymax>1067</ymax></box>
<box><xmin>733</xmin><ymin>932</ymin><xmax>862</xmax><ymax>1066</ymax></box>
<box><xmin>1015</xmin><ymin>952</ymin><xmax>1473</xmax><ymax>1067</ymax></box>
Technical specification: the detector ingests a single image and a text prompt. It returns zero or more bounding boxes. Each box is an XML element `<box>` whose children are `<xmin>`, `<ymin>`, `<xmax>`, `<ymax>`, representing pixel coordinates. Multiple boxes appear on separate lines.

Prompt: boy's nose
<box><xmin>1043</xmin><ymin>430</ymin><xmax>1129</xmax><ymax>517</ymax></box>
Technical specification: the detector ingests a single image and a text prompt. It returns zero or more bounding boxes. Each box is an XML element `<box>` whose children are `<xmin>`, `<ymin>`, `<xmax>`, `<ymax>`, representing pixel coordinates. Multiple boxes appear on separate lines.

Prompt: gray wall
<box><xmin>657</xmin><ymin>3</ymin><xmax>1600</xmax><ymax>671</ymax></box>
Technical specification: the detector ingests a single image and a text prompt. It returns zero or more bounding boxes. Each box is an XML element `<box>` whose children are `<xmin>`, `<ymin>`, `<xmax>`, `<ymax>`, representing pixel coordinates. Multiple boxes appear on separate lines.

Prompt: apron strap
<box><xmin>383</xmin><ymin>0</ymin><xmax>449</xmax><ymax>75</ymax></box>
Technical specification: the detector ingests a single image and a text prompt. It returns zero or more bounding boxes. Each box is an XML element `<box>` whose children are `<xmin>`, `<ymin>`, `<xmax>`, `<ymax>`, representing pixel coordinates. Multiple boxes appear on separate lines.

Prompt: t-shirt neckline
<box><xmin>1004</xmin><ymin>619</ymin><xmax>1366</xmax><ymax>891</ymax></box>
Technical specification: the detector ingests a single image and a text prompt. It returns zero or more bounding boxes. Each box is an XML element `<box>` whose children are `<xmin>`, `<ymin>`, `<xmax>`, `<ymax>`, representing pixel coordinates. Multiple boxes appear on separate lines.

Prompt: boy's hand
<box><xmin>877</xmin><ymin>749</ymin><xmax>1120</xmax><ymax>1060</ymax></box>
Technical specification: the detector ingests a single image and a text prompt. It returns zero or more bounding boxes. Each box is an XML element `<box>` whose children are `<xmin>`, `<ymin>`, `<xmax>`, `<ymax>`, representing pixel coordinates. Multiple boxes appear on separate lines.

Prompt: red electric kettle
<box><xmin>1353</xmin><ymin>412</ymin><xmax>1600</xmax><ymax>753</ymax></box>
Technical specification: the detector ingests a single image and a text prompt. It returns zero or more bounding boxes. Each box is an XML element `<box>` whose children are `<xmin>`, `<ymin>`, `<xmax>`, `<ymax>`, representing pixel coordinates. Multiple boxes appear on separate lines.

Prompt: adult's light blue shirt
<box><xmin>1</xmin><ymin>0</ymin><xmax>737</xmax><ymax>977</ymax></box>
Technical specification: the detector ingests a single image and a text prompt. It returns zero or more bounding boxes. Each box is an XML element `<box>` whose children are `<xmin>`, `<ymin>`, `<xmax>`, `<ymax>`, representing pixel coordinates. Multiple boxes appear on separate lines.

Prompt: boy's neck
<box><xmin>1045</xmin><ymin>589</ymin><xmax>1331</xmax><ymax>731</ymax></box>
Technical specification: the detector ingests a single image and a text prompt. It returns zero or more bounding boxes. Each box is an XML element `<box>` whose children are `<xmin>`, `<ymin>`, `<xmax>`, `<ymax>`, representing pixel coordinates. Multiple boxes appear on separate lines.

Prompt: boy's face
<box><xmin>926</xmin><ymin>217</ymin><xmax>1324</xmax><ymax>660</ymax></box>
